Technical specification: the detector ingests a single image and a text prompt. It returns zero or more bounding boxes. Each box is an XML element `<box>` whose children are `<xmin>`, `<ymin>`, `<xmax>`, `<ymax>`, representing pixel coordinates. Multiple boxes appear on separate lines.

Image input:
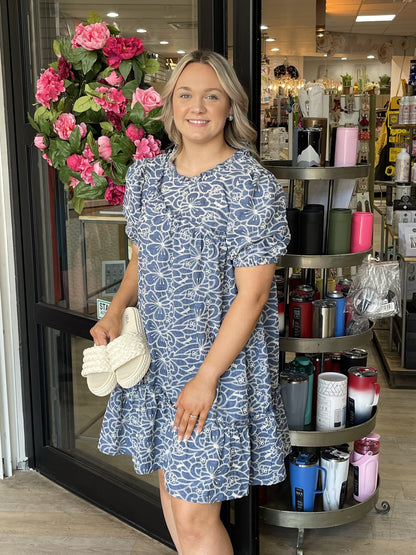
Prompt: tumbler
<box><xmin>288</xmin><ymin>356</ymin><xmax>315</xmax><ymax>426</ymax></box>
<box><xmin>327</xmin><ymin>208</ymin><xmax>352</xmax><ymax>254</ymax></box>
<box><xmin>286</xmin><ymin>207</ymin><xmax>300</xmax><ymax>254</ymax></box>
<box><xmin>334</xmin><ymin>126</ymin><xmax>359</xmax><ymax>167</ymax></box>
<box><xmin>350</xmin><ymin>434</ymin><xmax>380</xmax><ymax>502</ymax></box>
<box><xmin>312</xmin><ymin>299</ymin><xmax>336</xmax><ymax>338</ymax></box>
<box><xmin>350</xmin><ymin>212</ymin><xmax>373</xmax><ymax>253</ymax></box>
<box><xmin>325</xmin><ymin>290</ymin><xmax>346</xmax><ymax>337</ymax></box>
<box><xmin>300</xmin><ymin>206</ymin><xmax>324</xmax><ymax>255</ymax></box>
<box><xmin>320</xmin><ymin>447</ymin><xmax>350</xmax><ymax>511</ymax></box>
<box><xmin>316</xmin><ymin>372</ymin><xmax>347</xmax><ymax>431</ymax></box>
<box><xmin>347</xmin><ymin>366</ymin><xmax>380</xmax><ymax>426</ymax></box>
<box><xmin>340</xmin><ymin>349</ymin><xmax>368</xmax><ymax>377</ymax></box>
<box><xmin>289</xmin><ymin>453</ymin><xmax>327</xmax><ymax>511</ymax></box>
<box><xmin>280</xmin><ymin>371</ymin><xmax>309</xmax><ymax>430</ymax></box>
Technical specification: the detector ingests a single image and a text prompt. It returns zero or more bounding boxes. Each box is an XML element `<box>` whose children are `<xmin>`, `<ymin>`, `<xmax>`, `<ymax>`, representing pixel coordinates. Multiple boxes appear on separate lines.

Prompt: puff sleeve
<box><xmin>226</xmin><ymin>167</ymin><xmax>290</xmax><ymax>267</ymax></box>
<box><xmin>123</xmin><ymin>159</ymin><xmax>147</xmax><ymax>245</ymax></box>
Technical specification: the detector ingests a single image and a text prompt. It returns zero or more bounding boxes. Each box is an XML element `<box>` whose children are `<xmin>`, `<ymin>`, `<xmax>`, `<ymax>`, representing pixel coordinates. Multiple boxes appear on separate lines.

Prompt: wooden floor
<box><xmin>1</xmin><ymin>340</ymin><xmax>416</xmax><ymax>554</ymax></box>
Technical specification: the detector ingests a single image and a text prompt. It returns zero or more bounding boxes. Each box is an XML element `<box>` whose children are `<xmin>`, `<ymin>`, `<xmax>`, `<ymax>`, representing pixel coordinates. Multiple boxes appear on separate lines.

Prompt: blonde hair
<box><xmin>161</xmin><ymin>50</ymin><xmax>257</xmax><ymax>157</ymax></box>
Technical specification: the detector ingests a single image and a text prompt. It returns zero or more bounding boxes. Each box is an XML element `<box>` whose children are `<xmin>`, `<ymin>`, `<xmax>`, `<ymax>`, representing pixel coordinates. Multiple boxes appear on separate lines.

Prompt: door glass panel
<box><xmin>30</xmin><ymin>0</ymin><xmax>198</xmax><ymax>316</ymax></box>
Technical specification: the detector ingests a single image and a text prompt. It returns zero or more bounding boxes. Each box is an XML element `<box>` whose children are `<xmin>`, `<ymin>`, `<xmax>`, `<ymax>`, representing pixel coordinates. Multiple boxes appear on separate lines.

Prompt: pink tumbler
<box><xmin>350</xmin><ymin>212</ymin><xmax>373</xmax><ymax>252</ymax></box>
<box><xmin>350</xmin><ymin>434</ymin><xmax>380</xmax><ymax>502</ymax></box>
<box><xmin>334</xmin><ymin>127</ymin><xmax>359</xmax><ymax>166</ymax></box>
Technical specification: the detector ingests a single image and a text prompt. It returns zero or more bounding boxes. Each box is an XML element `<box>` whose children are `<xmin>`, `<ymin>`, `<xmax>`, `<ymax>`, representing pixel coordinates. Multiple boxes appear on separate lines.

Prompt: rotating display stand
<box><xmin>259</xmin><ymin>164</ymin><xmax>390</xmax><ymax>554</ymax></box>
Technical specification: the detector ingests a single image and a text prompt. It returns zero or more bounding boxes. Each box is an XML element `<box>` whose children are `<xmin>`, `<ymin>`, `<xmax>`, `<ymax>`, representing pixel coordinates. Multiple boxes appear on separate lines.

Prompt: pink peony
<box><xmin>104</xmin><ymin>180</ymin><xmax>125</xmax><ymax>205</ymax></box>
<box><xmin>94</xmin><ymin>86</ymin><xmax>127</xmax><ymax>116</ymax></box>
<box><xmin>103</xmin><ymin>36</ymin><xmax>144</xmax><ymax>69</ymax></box>
<box><xmin>131</xmin><ymin>86</ymin><xmax>163</xmax><ymax>115</ymax></box>
<box><xmin>98</xmin><ymin>136</ymin><xmax>112</xmax><ymax>161</ymax></box>
<box><xmin>34</xmin><ymin>135</ymin><xmax>47</xmax><ymax>151</ymax></box>
<box><xmin>54</xmin><ymin>113</ymin><xmax>87</xmax><ymax>140</ymax></box>
<box><xmin>82</xmin><ymin>144</ymin><xmax>95</xmax><ymax>163</ymax></box>
<box><xmin>82</xmin><ymin>161</ymin><xmax>104</xmax><ymax>185</ymax></box>
<box><xmin>35</xmin><ymin>67</ymin><xmax>66</xmax><ymax>109</ymax></box>
<box><xmin>67</xmin><ymin>153</ymin><xmax>90</xmax><ymax>173</ymax></box>
<box><xmin>126</xmin><ymin>124</ymin><xmax>144</xmax><ymax>143</ymax></box>
<box><xmin>104</xmin><ymin>71</ymin><xmax>124</xmax><ymax>86</ymax></box>
<box><xmin>71</xmin><ymin>22</ymin><xmax>110</xmax><ymax>51</ymax></box>
<box><xmin>133</xmin><ymin>135</ymin><xmax>161</xmax><ymax>160</ymax></box>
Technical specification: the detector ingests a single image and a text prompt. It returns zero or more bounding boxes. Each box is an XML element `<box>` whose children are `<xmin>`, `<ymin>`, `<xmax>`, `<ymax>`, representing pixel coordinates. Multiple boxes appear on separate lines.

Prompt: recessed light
<box><xmin>341</xmin><ymin>57</ymin><xmax>347</xmax><ymax>60</ymax></box>
<box><xmin>265</xmin><ymin>37</ymin><xmax>276</xmax><ymax>42</ymax></box>
<box><xmin>177</xmin><ymin>50</ymin><xmax>185</xmax><ymax>54</ymax></box>
<box><xmin>260</xmin><ymin>25</ymin><xmax>268</xmax><ymax>30</ymax></box>
<box><xmin>160</xmin><ymin>41</ymin><xmax>169</xmax><ymax>45</ymax></box>
<box><xmin>356</xmin><ymin>14</ymin><xmax>396</xmax><ymax>22</ymax></box>
<box><xmin>367</xmin><ymin>55</ymin><xmax>375</xmax><ymax>59</ymax></box>
<box><xmin>271</xmin><ymin>48</ymin><xmax>280</xmax><ymax>52</ymax></box>
<box><xmin>106</xmin><ymin>12</ymin><xmax>119</xmax><ymax>18</ymax></box>
<box><xmin>317</xmin><ymin>32</ymin><xmax>324</xmax><ymax>37</ymax></box>
<box><xmin>136</xmin><ymin>28</ymin><xmax>147</xmax><ymax>33</ymax></box>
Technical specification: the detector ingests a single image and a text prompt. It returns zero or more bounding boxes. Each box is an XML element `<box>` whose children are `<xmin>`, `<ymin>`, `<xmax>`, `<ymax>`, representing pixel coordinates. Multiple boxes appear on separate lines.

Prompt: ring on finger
<box><xmin>189</xmin><ymin>414</ymin><xmax>198</xmax><ymax>419</ymax></box>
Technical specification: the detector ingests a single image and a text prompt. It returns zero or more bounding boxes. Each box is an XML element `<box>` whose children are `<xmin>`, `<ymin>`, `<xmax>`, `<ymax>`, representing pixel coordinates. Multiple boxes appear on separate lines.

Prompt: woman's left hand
<box><xmin>173</xmin><ymin>373</ymin><xmax>217</xmax><ymax>441</ymax></box>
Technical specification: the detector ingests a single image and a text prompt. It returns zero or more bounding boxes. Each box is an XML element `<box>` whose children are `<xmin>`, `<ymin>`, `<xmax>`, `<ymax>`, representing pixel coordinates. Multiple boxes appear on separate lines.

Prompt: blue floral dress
<box><xmin>98</xmin><ymin>148</ymin><xmax>291</xmax><ymax>503</ymax></box>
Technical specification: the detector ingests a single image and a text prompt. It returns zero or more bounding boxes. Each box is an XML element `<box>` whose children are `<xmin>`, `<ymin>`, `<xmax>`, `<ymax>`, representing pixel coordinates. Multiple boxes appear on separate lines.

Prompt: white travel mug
<box><xmin>316</xmin><ymin>372</ymin><xmax>347</xmax><ymax>431</ymax></box>
<box><xmin>320</xmin><ymin>447</ymin><xmax>350</xmax><ymax>511</ymax></box>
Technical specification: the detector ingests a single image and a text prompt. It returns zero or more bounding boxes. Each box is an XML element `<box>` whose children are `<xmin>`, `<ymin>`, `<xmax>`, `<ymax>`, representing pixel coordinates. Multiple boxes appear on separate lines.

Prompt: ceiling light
<box><xmin>106</xmin><ymin>12</ymin><xmax>119</xmax><ymax>18</ymax></box>
<box><xmin>160</xmin><ymin>41</ymin><xmax>169</xmax><ymax>45</ymax></box>
<box><xmin>356</xmin><ymin>14</ymin><xmax>396</xmax><ymax>23</ymax></box>
<box><xmin>260</xmin><ymin>25</ymin><xmax>268</xmax><ymax>30</ymax></box>
<box><xmin>136</xmin><ymin>28</ymin><xmax>147</xmax><ymax>33</ymax></box>
<box><xmin>367</xmin><ymin>55</ymin><xmax>375</xmax><ymax>59</ymax></box>
<box><xmin>341</xmin><ymin>57</ymin><xmax>347</xmax><ymax>60</ymax></box>
<box><xmin>265</xmin><ymin>37</ymin><xmax>276</xmax><ymax>42</ymax></box>
<box><xmin>177</xmin><ymin>50</ymin><xmax>185</xmax><ymax>54</ymax></box>
<box><xmin>271</xmin><ymin>48</ymin><xmax>280</xmax><ymax>52</ymax></box>
<box><xmin>317</xmin><ymin>32</ymin><xmax>324</xmax><ymax>37</ymax></box>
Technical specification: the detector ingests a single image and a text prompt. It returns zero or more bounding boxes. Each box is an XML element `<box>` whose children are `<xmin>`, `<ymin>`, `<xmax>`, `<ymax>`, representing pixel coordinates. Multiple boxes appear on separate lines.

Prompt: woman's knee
<box><xmin>171</xmin><ymin>497</ymin><xmax>221</xmax><ymax>538</ymax></box>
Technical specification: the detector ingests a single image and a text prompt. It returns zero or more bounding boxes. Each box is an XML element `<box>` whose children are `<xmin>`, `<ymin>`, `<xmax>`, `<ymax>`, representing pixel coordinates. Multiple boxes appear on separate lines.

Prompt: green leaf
<box><xmin>72</xmin><ymin>196</ymin><xmax>85</xmax><ymax>215</ymax></box>
<box><xmin>132</xmin><ymin>61</ymin><xmax>143</xmax><ymax>84</ymax></box>
<box><xmin>92</xmin><ymin>172</ymin><xmax>109</xmax><ymax>190</ymax></box>
<box><xmin>59</xmin><ymin>38</ymin><xmax>73</xmax><ymax>61</ymax></box>
<box><xmin>122</xmin><ymin>80</ymin><xmax>140</xmax><ymax>99</ymax></box>
<box><xmin>129</xmin><ymin>102</ymin><xmax>145</xmax><ymax>124</ymax></box>
<box><xmin>107</xmin><ymin>24</ymin><xmax>120</xmax><ymax>36</ymax></box>
<box><xmin>34</xmin><ymin>106</ymin><xmax>49</xmax><ymax>123</ymax></box>
<box><xmin>73</xmin><ymin>96</ymin><xmax>95</xmax><ymax>113</ymax></box>
<box><xmin>143</xmin><ymin>57</ymin><xmax>160</xmax><ymax>75</ymax></box>
<box><xmin>87</xmin><ymin>131</ymin><xmax>99</xmax><ymax>156</ymax></box>
<box><xmin>58</xmin><ymin>167</ymin><xmax>73</xmax><ymax>184</ymax></box>
<box><xmin>87</xmin><ymin>10</ymin><xmax>102</xmax><ymax>24</ymax></box>
<box><xmin>66</xmin><ymin>47</ymin><xmax>86</xmax><ymax>65</ymax></box>
<box><xmin>48</xmin><ymin>139</ymin><xmax>72</xmax><ymax>169</ymax></box>
<box><xmin>100</xmin><ymin>121</ymin><xmax>114</xmax><ymax>133</ymax></box>
<box><xmin>119</xmin><ymin>60</ymin><xmax>133</xmax><ymax>81</ymax></box>
<box><xmin>142</xmin><ymin>119</ymin><xmax>164</xmax><ymax>136</ymax></box>
<box><xmin>146</xmin><ymin>106</ymin><xmax>163</xmax><ymax>119</ymax></box>
<box><xmin>53</xmin><ymin>39</ymin><xmax>61</xmax><ymax>57</ymax></box>
<box><xmin>81</xmin><ymin>51</ymin><xmax>97</xmax><ymax>74</ymax></box>
<box><xmin>38</xmin><ymin>117</ymin><xmax>51</xmax><ymax>135</ymax></box>
<box><xmin>49</xmin><ymin>61</ymin><xmax>59</xmax><ymax>71</ymax></box>
<box><xmin>110</xmin><ymin>134</ymin><xmax>135</xmax><ymax>156</ymax></box>
<box><xmin>69</xmin><ymin>126</ymin><xmax>81</xmax><ymax>151</ymax></box>
<box><xmin>27</xmin><ymin>112</ymin><xmax>40</xmax><ymax>133</ymax></box>
<box><xmin>73</xmin><ymin>179</ymin><xmax>107</xmax><ymax>199</ymax></box>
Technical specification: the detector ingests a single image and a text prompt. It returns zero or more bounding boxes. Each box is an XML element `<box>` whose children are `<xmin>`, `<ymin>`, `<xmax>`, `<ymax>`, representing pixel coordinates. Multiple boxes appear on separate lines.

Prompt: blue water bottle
<box><xmin>325</xmin><ymin>290</ymin><xmax>346</xmax><ymax>337</ymax></box>
<box><xmin>289</xmin><ymin>453</ymin><xmax>327</xmax><ymax>511</ymax></box>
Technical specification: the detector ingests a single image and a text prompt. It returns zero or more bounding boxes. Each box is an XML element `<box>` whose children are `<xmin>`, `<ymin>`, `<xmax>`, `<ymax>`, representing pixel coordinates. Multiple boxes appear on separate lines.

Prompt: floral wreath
<box><xmin>29</xmin><ymin>11</ymin><xmax>164</xmax><ymax>213</ymax></box>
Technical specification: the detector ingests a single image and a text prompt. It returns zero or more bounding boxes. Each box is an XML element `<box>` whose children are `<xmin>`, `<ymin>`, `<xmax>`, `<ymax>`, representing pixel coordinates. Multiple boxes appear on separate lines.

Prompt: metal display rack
<box><xmin>259</xmin><ymin>164</ymin><xmax>390</xmax><ymax>554</ymax></box>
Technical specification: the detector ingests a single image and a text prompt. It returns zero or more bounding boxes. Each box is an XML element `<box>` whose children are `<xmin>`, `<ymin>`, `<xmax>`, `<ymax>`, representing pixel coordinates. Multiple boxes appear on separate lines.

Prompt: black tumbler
<box><xmin>300</xmin><ymin>205</ymin><xmax>324</xmax><ymax>255</ymax></box>
<box><xmin>286</xmin><ymin>208</ymin><xmax>300</xmax><ymax>254</ymax></box>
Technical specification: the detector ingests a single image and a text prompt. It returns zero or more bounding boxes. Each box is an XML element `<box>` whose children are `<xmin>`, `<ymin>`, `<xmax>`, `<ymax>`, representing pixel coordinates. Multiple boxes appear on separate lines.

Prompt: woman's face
<box><xmin>172</xmin><ymin>62</ymin><xmax>232</xmax><ymax>148</ymax></box>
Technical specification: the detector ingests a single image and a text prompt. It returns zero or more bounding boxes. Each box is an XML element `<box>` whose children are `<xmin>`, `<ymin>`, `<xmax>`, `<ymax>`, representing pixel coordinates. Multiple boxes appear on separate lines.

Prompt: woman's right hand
<box><xmin>90</xmin><ymin>311</ymin><xmax>123</xmax><ymax>346</ymax></box>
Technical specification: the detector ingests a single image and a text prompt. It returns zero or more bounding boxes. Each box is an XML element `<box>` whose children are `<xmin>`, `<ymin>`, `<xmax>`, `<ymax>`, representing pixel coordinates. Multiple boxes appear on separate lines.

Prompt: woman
<box><xmin>91</xmin><ymin>50</ymin><xmax>290</xmax><ymax>554</ymax></box>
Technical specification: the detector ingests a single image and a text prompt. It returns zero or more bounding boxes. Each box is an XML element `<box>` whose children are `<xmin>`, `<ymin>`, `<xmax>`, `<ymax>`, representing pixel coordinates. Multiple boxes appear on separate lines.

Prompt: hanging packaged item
<box><xmin>346</xmin><ymin>256</ymin><xmax>401</xmax><ymax>322</ymax></box>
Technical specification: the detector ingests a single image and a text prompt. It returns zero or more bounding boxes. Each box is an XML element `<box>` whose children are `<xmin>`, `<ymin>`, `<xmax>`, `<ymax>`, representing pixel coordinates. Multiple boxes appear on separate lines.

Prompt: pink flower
<box><xmin>133</xmin><ymin>135</ymin><xmax>161</xmax><ymax>160</ymax></box>
<box><xmin>126</xmin><ymin>124</ymin><xmax>144</xmax><ymax>143</ymax></box>
<box><xmin>98</xmin><ymin>136</ymin><xmax>112</xmax><ymax>161</ymax></box>
<box><xmin>34</xmin><ymin>135</ymin><xmax>47</xmax><ymax>151</ymax></box>
<box><xmin>82</xmin><ymin>161</ymin><xmax>104</xmax><ymax>185</ymax></box>
<box><xmin>68</xmin><ymin>176</ymin><xmax>80</xmax><ymax>189</ymax></box>
<box><xmin>35</xmin><ymin>67</ymin><xmax>65</xmax><ymax>109</ymax></box>
<box><xmin>71</xmin><ymin>22</ymin><xmax>110</xmax><ymax>51</ymax></box>
<box><xmin>82</xmin><ymin>144</ymin><xmax>95</xmax><ymax>163</ymax></box>
<box><xmin>107</xmin><ymin>112</ymin><xmax>122</xmax><ymax>132</ymax></box>
<box><xmin>103</xmin><ymin>36</ymin><xmax>144</xmax><ymax>69</ymax></box>
<box><xmin>53</xmin><ymin>113</ymin><xmax>87</xmax><ymax>140</ymax></box>
<box><xmin>131</xmin><ymin>86</ymin><xmax>163</xmax><ymax>115</ymax></box>
<box><xmin>67</xmin><ymin>153</ymin><xmax>90</xmax><ymax>173</ymax></box>
<box><xmin>104</xmin><ymin>180</ymin><xmax>125</xmax><ymax>205</ymax></box>
<box><xmin>54</xmin><ymin>113</ymin><xmax>76</xmax><ymax>140</ymax></box>
<box><xmin>104</xmin><ymin>71</ymin><xmax>124</xmax><ymax>86</ymax></box>
<box><xmin>42</xmin><ymin>153</ymin><xmax>53</xmax><ymax>166</ymax></box>
<box><xmin>94</xmin><ymin>86</ymin><xmax>127</xmax><ymax>116</ymax></box>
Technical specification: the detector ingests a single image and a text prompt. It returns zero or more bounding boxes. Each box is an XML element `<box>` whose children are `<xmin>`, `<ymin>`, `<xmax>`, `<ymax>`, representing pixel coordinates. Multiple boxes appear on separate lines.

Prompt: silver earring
<box><xmin>228</xmin><ymin>115</ymin><xmax>234</xmax><ymax>122</ymax></box>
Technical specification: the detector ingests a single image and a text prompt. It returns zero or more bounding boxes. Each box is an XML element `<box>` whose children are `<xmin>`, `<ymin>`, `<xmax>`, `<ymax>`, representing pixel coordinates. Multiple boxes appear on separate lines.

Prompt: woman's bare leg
<box><xmin>158</xmin><ymin>470</ymin><xmax>183</xmax><ymax>554</ymax></box>
<box><xmin>170</xmin><ymin>494</ymin><xmax>233</xmax><ymax>555</ymax></box>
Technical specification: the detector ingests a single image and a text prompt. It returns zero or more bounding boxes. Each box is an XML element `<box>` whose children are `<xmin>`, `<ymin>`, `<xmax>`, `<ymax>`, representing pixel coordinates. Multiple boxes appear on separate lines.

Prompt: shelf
<box><xmin>260</xmin><ymin>483</ymin><xmax>380</xmax><ymax>529</ymax></box>
<box><xmin>288</xmin><ymin>410</ymin><xmax>377</xmax><ymax>447</ymax></box>
<box><xmin>279</xmin><ymin>249</ymin><xmax>372</xmax><ymax>269</ymax></box>
<box><xmin>263</xmin><ymin>163</ymin><xmax>370</xmax><ymax>180</ymax></box>
<box><xmin>279</xmin><ymin>323</ymin><xmax>374</xmax><ymax>353</ymax></box>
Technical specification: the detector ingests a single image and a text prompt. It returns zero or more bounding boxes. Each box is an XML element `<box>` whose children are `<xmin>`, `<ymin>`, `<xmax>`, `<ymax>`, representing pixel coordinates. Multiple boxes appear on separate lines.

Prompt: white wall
<box><xmin>0</xmin><ymin>55</ymin><xmax>27</xmax><ymax>478</ymax></box>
